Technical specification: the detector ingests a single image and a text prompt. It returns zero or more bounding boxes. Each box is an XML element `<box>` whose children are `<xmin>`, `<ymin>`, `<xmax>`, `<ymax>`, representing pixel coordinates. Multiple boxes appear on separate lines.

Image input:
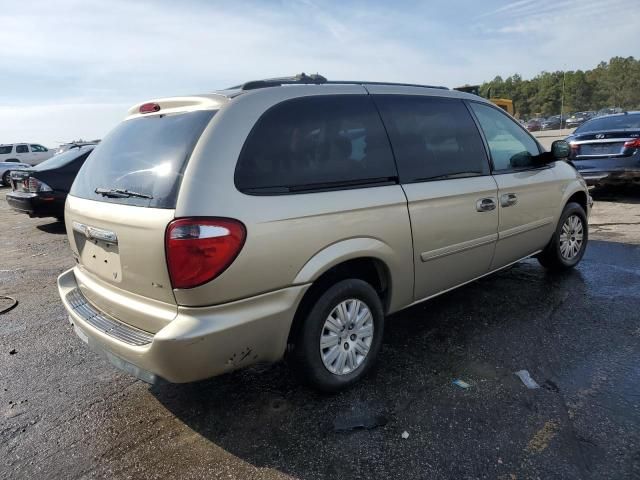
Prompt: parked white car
<box><xmin>0</xmin><ymin>143</ymin><xmax>54</xmax><ymax>165</ymax></box>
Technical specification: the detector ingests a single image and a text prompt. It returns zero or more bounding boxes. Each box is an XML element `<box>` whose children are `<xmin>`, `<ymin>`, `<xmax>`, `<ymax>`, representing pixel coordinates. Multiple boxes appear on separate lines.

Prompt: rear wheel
<box><xmin>289</xmin><ymin>279</ymin><xmax>384</xmax><ymax>392</ymax></box>
<box><xmin>2</xmin><ymin>171</ymin><xmax>10</xmax><ymax>186</ymax></box>
<box><xmin>538</xmin><ymin>202</ymin><xmax>588</xmax><ymax>271</ymax></box>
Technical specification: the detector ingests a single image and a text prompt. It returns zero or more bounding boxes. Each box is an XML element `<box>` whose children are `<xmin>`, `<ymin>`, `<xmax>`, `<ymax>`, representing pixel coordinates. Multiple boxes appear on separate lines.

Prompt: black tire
<box><xmin>289</xmin><ymin>279</ymin><xmax>384</xmax><ymax>392</ymax></box>
<box><xmin>2</xmin><ymin>171</ymin><xmax>10</xmax><ymax>186</ymax></box>
<box><xmin>537</xmin><ymin>202</ymin><xmax>588</xmax><ymax>271</ymax></box>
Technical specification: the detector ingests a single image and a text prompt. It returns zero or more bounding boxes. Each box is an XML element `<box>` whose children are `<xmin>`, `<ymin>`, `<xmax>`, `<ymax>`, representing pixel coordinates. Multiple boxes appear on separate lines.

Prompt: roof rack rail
<box><xmin>332</xmin><ymin>80</ymin><xmax>448</xmax><ymax>90</ymax></box>
<box><xmin>232</xmin><ymin>73</ymin><xmax>448</xmax><ymax>91</ymax></box>
<box><xmin>240</xmin><ymin>73</ymin><xmax>327</xmax><ymax>90</ymax></box>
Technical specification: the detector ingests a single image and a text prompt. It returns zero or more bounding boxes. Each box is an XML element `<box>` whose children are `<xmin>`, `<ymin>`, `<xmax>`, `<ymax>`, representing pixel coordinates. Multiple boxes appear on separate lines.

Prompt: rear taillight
<box><xmin>27</xmin><ymin>177</ymin><xmax>53</xmax><ymax>193</ymax></box>
<box><xmin>165</xmin><ymin>218</ymin><xmax>246</xmax><ymax>289</ymax></box>
<box><xmin>623</xmin><ymin>138</ymin><xmax>640</xmax><ymax>149</ymax></box>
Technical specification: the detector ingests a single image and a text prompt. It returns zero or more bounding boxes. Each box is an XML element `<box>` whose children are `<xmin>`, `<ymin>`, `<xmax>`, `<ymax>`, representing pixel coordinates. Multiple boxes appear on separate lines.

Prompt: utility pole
<box><xmin>560</xmin><ymin>69</ymin><xmax>566</xmax><ymax>129</ymax></box>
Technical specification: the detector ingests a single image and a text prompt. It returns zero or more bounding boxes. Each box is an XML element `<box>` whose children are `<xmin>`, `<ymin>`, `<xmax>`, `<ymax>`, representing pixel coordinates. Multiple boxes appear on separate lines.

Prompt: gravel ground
<box><xmin>1</xmin><ymin>186</ymin><xmax>639</xmax><ymax>480</ymax></box>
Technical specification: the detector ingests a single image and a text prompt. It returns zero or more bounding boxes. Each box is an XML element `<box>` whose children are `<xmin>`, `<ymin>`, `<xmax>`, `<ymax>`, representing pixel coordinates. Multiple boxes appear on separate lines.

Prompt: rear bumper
<box><xmin>58</xmin><ymin>268</ymin><xmax>309</xmax><ymax>383</ymax></box>
<box><xmin>6</xmin><ymin>191</ymin><xmax>65</xmax><ymax>218</ymax></box>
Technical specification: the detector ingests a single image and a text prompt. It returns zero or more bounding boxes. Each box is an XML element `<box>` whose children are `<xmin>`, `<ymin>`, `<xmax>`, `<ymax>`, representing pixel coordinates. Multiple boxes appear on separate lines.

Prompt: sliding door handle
<box><xmin>500</xmin><ymin>193</ymin><xmax>518</xmax><ymax>207</ymax></box>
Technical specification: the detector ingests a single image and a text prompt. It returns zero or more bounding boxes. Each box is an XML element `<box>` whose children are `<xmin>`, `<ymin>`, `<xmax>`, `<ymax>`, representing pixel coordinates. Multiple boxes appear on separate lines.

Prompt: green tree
<box><xmin>477</xmin><ymin>56</ymin><xmax>640</xmax><ymax>119</ymax></box>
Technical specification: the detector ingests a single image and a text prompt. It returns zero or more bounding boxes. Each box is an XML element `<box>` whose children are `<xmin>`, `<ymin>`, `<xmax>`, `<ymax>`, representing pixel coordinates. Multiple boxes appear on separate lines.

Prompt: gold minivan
<box><xmin>58</xmin><ymin>74</ymin><xmax>590</xmax><ymax>391</ymax></box>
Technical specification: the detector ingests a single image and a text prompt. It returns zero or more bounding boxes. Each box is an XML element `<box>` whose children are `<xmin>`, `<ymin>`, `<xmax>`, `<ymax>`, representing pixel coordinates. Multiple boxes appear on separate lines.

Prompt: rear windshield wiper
<box><xmin>95</xmin><ymin>187</ymin><xmax>153</xmax><ymax>199</ymax></box>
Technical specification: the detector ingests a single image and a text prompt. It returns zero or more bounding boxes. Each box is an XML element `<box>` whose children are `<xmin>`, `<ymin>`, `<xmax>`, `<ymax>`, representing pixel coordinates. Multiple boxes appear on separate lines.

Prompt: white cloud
<box><xmin>1</xmin><ymin>0</ymin><xmax>638</xmax><ymax>145</ymax></box>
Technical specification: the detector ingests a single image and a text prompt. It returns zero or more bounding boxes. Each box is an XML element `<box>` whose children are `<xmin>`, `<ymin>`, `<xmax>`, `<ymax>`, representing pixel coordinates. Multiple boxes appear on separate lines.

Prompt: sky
<box><xmin>1</xmin><ymin>0</ymin><xmax>639</xmax><ymax>147</ymax></box>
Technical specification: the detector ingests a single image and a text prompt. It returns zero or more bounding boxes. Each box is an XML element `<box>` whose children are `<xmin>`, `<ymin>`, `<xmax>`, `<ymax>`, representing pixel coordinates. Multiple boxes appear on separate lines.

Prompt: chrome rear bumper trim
<box><xmin>66</xmin><ymin>288</ymin><xmax>153</xmax><ymax>346</ymax></box>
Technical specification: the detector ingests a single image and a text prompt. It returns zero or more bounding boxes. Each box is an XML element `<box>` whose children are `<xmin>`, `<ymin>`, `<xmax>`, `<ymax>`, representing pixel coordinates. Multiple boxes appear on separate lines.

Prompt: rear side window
<box><xmin>71</xmin><ymin>110</ymin><xmax>214</xmax><ymax>208</ymax></box>
<box><xmin>468</xmin><ymin>102</ymin><xmax>540</xmax><ymax>171</ymax></box>
<box><xmin>16</xmin><ymin>145</ymin><xmax>29</xmax><ymax>153</ymax></box>
<box><xmin>0</xmin><ymin>146</ymin><xmax>12</xmax><ymax>154</ymax></box>
<box><xmin>235</xmin><ymin>95</ymin><xmax>397</xmax><ymax>194</ymax></box>
<box><xmin>374</xmin><ymin>95</ymin><xmax>489</xmax><ymax>183</ymax></box>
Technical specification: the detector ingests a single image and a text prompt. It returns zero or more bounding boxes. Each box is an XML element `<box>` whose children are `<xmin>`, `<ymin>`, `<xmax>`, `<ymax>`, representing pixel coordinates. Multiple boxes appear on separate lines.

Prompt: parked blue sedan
<box><xmin>566</xmin><ymin>112</ymin><xmax>640</xmax><ymax>186</ymax></box>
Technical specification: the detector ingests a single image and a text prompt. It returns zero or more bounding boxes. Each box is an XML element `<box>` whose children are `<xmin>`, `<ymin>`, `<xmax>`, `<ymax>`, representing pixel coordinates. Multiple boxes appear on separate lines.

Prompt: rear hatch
<box><xmin>65</xmin><ymin>107</ymin><xmax>216</xmax><ymax>333</ymax></box>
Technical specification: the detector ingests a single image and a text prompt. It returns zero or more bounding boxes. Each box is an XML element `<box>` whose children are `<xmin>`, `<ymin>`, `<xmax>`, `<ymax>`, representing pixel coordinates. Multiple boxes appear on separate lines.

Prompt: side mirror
<box><xmin>551</xmin><ymin>140</ymin><xmax>570</xmax><ymax>159</ymax></box>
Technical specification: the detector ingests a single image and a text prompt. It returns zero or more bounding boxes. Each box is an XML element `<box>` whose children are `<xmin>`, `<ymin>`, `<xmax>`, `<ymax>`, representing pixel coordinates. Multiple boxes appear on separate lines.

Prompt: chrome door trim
<box><xmin>498</xmin><ymin>217</ymin><xmax>554</xmax><ymax>240</ymax></box>
<box><xmin>72</xmin><ymin>221</ymin><xmax>118</xmax><ymax>244</ymax></box>
<box><xmin>420</xmin><ymin>233</ymin><xmax>498</xmax><ymax>262</ymax></box>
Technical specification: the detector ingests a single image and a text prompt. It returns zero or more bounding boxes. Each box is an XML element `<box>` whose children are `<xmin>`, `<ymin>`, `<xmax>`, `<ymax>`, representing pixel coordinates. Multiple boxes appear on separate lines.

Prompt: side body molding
<box><xmin>293</xmin><ymin>237</ymin><xmax>414</xmax><ymax>314</ymax></box>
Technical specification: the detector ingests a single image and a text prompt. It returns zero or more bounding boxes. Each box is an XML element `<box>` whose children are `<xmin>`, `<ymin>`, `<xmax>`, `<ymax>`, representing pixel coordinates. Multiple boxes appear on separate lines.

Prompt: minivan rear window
<box><xmin>70</xmin><ymin>110</ymin><xmax>214</xmax><ymax>208</ymax></box>
<box><xmin>235</xmin><ymin>95</ymin><xmax>397</xmax><ymax>194</ymax></box>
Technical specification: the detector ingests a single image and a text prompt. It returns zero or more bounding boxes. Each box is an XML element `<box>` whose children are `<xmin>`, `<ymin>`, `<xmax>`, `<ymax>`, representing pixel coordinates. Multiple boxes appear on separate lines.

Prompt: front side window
<box><xmin>30</xmin><ymin>144</ymin><xmax>46</xmax><ymax>152</ymax></box>
<box><xmin>16</xmin><ymin>145</ymin><xmax>29</xmax><ymax>154</ymax></box>
<box><xmin>235</xmin><ymin>95</ymin><xmax>397</xmax><ymax>194</ymax></box>
<box><xmin>375</xmin><ymin>95</ymin><xmax>489</xmax><ymax>182</ymax></box>
<box><xmin>469</xmin><ymin>102</ymin><xmax>540</xmax><ymax>171</ymax></box>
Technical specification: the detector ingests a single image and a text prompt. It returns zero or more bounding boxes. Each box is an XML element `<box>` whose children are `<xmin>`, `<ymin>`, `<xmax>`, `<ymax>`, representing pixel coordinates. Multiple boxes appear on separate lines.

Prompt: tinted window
<box><xmin>575</xmin><ymin>113</ymin><xmax>640</xmax><ymax>133</ymax></box>
<box><xmin>16</xmin><ymin>145</ymin><xmax>29</xmax><ymax>153</ymax></box>
<box><xmin>469</xmin><ymin>102</ymin><xmax>540</xmax><ymax>171</ymax></box>
<box><xmin>0</xmin><ymin>146</ymin><xmax>12</xmax><ymax>154</ymax></box>
<box><xmin>71</xmin><ymin>110</ymin><xmax>214</xmax><ymax>208</ymax></box>
<box><xmin>375</xmin><ymin>95</ymin><xmax>489</xmax><ymax>182</ymax></box>
<box><xmin>235</xmin><ymin>95</ymin><xmax>397</xmax><ymax>193</ymax></box>
<box><xmin>33</xmin><ymin>147</ymin><xmax>93</xmax><ymax>171</ymax></box>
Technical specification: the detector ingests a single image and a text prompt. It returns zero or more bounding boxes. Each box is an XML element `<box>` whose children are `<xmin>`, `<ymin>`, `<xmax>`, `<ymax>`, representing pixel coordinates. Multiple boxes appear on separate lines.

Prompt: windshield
<box><xmin>576</xmin><ymin>113</ymin><xmax>640</xmax><ymax>133</ymax></box>
<box><xmin>70</xmin><ymin>110</ymin><xmax>215</xmax><ymax>208</ymax></box>
<box><xmin>33</xmin><ymin>146</ymin><xmax>93</xmax><ymax>171</ymax></box>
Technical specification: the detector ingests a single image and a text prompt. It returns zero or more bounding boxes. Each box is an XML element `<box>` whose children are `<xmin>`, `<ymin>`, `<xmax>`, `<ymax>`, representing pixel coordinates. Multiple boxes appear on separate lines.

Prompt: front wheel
<box><xmin>538</xmin><ymin>202</ymin><xmax>588</xmax><ymax>271</ymax></box>
<box><xmin>289</xmin><ymin>279</ymin><xmax>384</xmax><ymax>392</ymax></box>
<box><xmin>2</xmin><ymin>171</ymin><xmax>10</xmax><ymax>186</ymax></box>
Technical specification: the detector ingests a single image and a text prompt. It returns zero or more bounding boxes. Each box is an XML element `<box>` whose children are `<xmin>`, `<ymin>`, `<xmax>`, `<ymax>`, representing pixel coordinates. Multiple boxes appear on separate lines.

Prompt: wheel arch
<box><xmin>566</xmin><ymin>189</ymin><xmax>588</xmax><ymax>213</ymax></box>
<box><xmin>288</xmin><ymin>238</ymin><xmax>397</xmax><ymax>350</ymax></box>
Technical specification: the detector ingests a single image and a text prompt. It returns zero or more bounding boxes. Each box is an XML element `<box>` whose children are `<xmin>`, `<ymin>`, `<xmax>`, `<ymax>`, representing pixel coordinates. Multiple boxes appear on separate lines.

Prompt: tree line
<box><xmin>477</xmin><ymin>56</ymin><xmax>640</xmax><ymax>119</ymax></box>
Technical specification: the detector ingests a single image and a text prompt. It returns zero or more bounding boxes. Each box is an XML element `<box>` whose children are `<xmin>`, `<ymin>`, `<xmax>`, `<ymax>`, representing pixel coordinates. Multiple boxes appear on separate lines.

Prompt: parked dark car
<box><xmin>526</xmin><ymin>118</ymin><xmax>543</xmax><ymax>131</ymax></box>
<box><xmin>541</xmin><ymin>115</ymin><xmax>569</xmax><ymax>130</ymax></box>
<box><xmin>595</xmin><ymin>107</ymin><xmax>623</xmax><ymax>118</ymax></box>
<box><xmin>6</xmin><ymin>145</ymin><xmax>94</xmax><ymax>219</ymax></box>
<box><xmin>566</xmin><ymin>111</ymin><xmax>640</xmax><ymax>186</ymax></box>
<box><xmin>566</xmin><ymin>111</ymin><xmax>595</xmax><ymax>129</ymax></box>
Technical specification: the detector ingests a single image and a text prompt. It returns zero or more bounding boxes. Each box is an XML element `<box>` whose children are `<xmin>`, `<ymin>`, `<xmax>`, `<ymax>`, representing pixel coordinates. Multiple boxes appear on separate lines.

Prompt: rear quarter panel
<box><xmin>174</xmin><ymin>86</ymin><xmax>415</xmax><ymax>311</ymax></box>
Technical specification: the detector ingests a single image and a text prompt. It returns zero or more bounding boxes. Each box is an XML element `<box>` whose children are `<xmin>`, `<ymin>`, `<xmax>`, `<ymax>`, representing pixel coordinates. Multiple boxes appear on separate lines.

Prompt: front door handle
<box><xmin>476</xmin><ymin>197</ymin><xmax>496</xmax><ymax>212</ymax></box>
<box><xmin>500</xmin><ymin>193</ymin><xmax>518</xmax><ymax>207</ymax></box>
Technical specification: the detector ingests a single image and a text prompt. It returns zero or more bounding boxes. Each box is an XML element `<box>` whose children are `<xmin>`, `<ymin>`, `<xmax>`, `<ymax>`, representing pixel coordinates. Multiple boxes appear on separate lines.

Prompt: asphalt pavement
<box><xmin>1</xmin><ymin>187</ymin><xmax>639</xmax><ymax>479</ymax></box>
